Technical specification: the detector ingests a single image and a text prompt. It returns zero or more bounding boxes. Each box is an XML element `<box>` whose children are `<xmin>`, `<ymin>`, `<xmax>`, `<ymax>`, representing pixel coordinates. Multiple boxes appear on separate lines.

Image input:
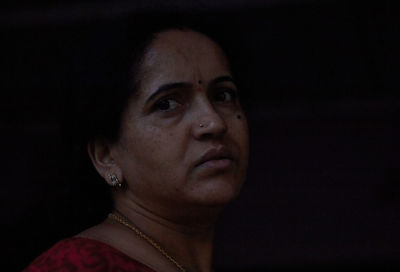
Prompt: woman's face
<box><xmin>112</xmin><ymin>30</ymin><xmax>248</xmax><ymax>214</ymax></box>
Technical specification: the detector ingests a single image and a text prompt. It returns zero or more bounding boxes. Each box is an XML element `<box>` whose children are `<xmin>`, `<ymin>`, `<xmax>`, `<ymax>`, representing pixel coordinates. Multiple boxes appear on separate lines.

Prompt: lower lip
<box><xmin>197</xmin><ymin>159</ymin><xmax>233</xmax><ymax>171</ymax></box>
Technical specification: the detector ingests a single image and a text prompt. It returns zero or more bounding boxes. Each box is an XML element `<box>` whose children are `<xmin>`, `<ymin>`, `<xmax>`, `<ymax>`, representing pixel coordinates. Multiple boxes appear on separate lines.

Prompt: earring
<box><xmin>108</xmin><ymin>173</ymin><xmax>122</xmax><ymax>188</ymax></box>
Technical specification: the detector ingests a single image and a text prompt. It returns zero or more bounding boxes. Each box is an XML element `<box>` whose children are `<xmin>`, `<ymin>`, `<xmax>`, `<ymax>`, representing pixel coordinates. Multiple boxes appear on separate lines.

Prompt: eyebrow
<box><xmin>146</xmin><ymin>82</ymin><xmax>192</xmax><ymax>104</ymax></box>
<box><xmin>210</xmin><ymin>75</ymin><xmax>235</xmax><ymax>86</ymax></box>
<box><xmin>145</xmin><ymin>75</ymin><xmax>235</xmax><ymax>104</ymax></box>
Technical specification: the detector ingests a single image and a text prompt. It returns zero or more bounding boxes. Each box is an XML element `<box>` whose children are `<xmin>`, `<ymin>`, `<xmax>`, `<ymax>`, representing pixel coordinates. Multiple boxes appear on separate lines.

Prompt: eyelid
<box><xmin>213</xmin><ymin>82</ymin><xmax>238</xmax><ymax>92</ymax></box>
<box><xmin>152</xmin><ymin>92</ymin><xmax>186</xmax><ymax>113</ymax></box>
<box><xmin>210</xmin><ymin>87</ymin><xmax>241</xmax><ymax>106</ymax></box>
<box><xmin>214</xmin><ymin>87</ymin><xmax>238</xmax><ymax>97</ymax></box>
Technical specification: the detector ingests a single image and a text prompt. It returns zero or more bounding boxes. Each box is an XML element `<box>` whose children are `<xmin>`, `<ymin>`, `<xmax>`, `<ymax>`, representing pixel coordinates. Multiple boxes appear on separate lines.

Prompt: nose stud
<box><xmin>199</xmin><ymin>123</ymin><xmax>204</xmax><ymax>127</ymax></box>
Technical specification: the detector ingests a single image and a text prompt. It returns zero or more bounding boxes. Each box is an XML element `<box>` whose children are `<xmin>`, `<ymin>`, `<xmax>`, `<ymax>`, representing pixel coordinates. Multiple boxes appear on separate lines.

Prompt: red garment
<box><xmin>24</xmin><ymin>237</ymin><xmax>157</xmax><ymax>272</ymax></box>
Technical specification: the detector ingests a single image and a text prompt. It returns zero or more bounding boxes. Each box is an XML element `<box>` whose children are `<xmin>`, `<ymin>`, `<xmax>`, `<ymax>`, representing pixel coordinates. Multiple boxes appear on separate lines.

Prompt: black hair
<box><xmin>69</xmin><ymin>16</ymin><xmax>235</xmax><ymax>146</ymax></box>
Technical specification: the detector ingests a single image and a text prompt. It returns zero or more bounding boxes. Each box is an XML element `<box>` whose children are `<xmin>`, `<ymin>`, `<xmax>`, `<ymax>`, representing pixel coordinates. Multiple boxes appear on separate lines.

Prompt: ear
<box><xmin>87</xmin><ymin>139</ymin><xmax>122</xmax><ymax>186</ymax></box>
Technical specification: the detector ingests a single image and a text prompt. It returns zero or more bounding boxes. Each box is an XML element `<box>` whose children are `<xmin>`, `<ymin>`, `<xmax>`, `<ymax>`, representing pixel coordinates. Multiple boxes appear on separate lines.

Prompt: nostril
<box><xmin>194</xmin><ymin>118</ymin><xmax>227</xmax><ymax>140</ymax></box>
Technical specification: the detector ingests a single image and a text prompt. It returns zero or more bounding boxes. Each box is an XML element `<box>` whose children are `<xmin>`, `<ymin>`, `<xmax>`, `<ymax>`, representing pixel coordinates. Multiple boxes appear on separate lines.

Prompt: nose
<box><xmin>192</xmin><ymin>101</ymin><xmax>227</xmax><ymax>140</ymax></box>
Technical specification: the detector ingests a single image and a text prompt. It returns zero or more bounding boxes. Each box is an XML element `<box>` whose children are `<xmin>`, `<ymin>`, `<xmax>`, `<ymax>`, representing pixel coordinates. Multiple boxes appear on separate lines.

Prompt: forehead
<box><xmin>139</xmin><ymin>30</ymin><xmax>230</xmax><ymax>84</ymax></box>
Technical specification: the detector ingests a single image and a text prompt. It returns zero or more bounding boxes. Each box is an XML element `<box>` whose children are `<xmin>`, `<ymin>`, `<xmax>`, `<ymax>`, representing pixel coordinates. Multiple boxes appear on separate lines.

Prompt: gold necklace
<box><xmin>108</xmin><ymin>212</ymin><xmax>186</xmax><ymax>272</ymax></box>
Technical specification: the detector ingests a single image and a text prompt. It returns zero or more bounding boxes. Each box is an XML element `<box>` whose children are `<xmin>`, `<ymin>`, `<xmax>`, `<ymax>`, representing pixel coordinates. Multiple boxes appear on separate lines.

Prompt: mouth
<box><xmin>195</xmin><ymin>146</ymin><xmax>235</xmax><ymax>170</ymax></box>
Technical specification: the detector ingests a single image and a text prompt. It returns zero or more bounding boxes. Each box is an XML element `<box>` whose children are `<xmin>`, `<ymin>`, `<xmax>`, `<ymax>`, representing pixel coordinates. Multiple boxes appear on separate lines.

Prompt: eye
<box><xmin>214</xmin><ymin>89</ymin><xmax>237</xmax><ymax>102</ymax></box>
<box><xmin>154</xmin><ymin>98</ymin><xmax>181</xmax><ymax>111</ymax></box>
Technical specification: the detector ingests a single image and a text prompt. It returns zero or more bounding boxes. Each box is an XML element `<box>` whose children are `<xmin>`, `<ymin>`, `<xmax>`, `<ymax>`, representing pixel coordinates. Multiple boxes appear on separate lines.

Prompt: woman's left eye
<box><xmin>214</xmin><ymin>90</ymin><xmax>236</xmax><ymax>102</ymax></box>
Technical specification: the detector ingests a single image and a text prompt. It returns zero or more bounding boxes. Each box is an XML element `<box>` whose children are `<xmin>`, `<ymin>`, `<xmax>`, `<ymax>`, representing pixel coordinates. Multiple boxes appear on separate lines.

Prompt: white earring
<box><xmin>108</xmin><ymin>173</ymin><xmax>122</xmax><ymax>188</ymax></box>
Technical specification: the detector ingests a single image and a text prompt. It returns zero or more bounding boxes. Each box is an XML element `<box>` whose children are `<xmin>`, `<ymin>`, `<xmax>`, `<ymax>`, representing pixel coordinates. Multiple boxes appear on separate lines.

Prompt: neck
<box><xmin>113</xmin><ymin>193</ymin><xmax>220</xmax><ymax>272</ymax></box>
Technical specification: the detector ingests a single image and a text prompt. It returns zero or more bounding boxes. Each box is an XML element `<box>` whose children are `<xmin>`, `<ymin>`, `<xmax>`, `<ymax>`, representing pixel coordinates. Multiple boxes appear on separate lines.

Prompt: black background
<box><xmin>1</xmin><ymin>0</ymin><xmax>400</xmax><ymax>271</ymax></box>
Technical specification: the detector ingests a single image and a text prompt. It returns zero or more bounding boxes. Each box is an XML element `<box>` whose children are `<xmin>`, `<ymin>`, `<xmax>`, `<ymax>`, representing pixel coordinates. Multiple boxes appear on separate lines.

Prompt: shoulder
<box><xmin>24</xmin><ymin>237</ymin><xmax>156</xmax><ymax>272</ymax></box>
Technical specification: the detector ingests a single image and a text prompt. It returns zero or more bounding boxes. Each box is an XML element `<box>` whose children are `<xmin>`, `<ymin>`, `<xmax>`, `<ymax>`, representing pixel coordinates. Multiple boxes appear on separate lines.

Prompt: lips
<box><xmin>194</xmin><ymin>146</ymin><xmax>235</xmax><ymax>169</ymax></box>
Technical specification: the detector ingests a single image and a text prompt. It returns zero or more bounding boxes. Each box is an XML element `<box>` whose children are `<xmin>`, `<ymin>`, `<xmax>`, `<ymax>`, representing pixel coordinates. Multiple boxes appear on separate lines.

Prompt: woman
<box><xmin>25</xmin><ymin>18</ymin><xmax>249</xmax><ymax>272</ymax></box>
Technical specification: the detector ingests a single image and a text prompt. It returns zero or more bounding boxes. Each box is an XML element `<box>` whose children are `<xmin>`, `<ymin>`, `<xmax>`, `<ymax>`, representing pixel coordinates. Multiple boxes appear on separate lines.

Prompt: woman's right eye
<box><xmin>154</xmin><ymin>98</ymin><xmax>181</xmax><ymax>112</ymax></box>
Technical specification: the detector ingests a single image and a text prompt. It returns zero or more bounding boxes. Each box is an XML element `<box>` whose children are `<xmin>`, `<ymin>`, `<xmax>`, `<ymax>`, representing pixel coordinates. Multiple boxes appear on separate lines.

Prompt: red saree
<box><xmin>24</xmin><ymin>237</ymin><xmax>156</xmax><ymax>272</ymax></box>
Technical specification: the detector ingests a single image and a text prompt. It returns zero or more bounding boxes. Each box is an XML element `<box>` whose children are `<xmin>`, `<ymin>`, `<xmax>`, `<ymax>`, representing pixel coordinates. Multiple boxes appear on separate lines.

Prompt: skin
<box><xmin>83</xmin><ymin>30</ymin><xmax>249</xmax><ymax>272</ymax></box>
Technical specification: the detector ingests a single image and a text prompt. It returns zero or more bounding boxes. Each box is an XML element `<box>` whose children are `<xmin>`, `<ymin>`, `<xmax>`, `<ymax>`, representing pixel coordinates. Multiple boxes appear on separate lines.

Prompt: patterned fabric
<box><xmin>24</xmin><ymin>237</ymin><xmax>156</xmax><ymax>272</ymax></box>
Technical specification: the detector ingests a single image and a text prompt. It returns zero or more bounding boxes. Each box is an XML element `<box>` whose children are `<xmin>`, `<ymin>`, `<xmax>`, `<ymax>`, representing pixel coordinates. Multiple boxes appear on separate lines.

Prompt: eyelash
<box><xmin>153</xmin><ymin>89</ymin><xmax>238</xmax><ymax>113</ymax></box>
<box><xmin>213</xmin><ymin>89</ymin><xmax>237</xmax><ymax>103</ymax></box>
<box><xmin>154</xmin><ymin>97</ymin><xmax>182</xmax><ymax>112</ymax></box>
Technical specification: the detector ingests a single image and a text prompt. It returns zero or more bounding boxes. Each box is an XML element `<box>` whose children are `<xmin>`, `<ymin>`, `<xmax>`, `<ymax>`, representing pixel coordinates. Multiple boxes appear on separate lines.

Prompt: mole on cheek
<box><xmin>198</xmin><ymin>80</ymin><xmax>202</xmax><ymax>84</ymax></box>
<box><xmin>236</xmin><ymin>114</ymin><xmax>241</xmax><ymax>119</ymax></box>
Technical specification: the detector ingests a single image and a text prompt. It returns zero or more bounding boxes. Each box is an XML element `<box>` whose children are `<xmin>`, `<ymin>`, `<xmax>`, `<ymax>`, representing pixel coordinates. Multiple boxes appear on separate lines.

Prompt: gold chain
<box><xmin>108</xmin><ymin>212</ymin><xmax>187</xmax><ymax>272</ymax></box>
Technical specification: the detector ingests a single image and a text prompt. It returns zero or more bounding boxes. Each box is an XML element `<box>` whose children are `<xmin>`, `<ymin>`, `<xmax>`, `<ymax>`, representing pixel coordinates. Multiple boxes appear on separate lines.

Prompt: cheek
<box><xmin>130</xmin><ymin>126</ymin><xmax>159</xmax><ymax>153</ymax></box>
<box><xmin>121</xmin><ymin>127</ymin><xmax>187</xmax><ymax>188</ymax></box>
<box><xmin>119</xmin><ymin>124</ymin><xmax>159</xmax><ymax>169</ymax></box>
<box><xmin>227</xmin><ymin>112</ymin><xmax>249</xmax><ymax>165</ymax></box>
<box><xmin>126</xmin><ymin>124</ymin><xmax>186</xmax><ymax>168</ymax></box>
<box><xmin>226</xmin><ymin>111</ymin><xmax>248</xmax><ymax>140</ymax></box>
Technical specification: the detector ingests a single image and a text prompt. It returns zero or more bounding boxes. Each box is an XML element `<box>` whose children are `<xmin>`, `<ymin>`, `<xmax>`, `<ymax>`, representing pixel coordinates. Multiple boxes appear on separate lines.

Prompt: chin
<box><xmin>187</xmin><ymin>175</ymin><xmax>244</xmax><ymax>206</ymax></box>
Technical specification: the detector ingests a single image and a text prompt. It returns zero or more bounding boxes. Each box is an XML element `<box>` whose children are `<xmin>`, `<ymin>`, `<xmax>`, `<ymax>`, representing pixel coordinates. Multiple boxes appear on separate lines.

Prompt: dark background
<box><xmin>1</xmin><ymin>0</ymin><xmax>399</xmax><ymax>271</ymax></box>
